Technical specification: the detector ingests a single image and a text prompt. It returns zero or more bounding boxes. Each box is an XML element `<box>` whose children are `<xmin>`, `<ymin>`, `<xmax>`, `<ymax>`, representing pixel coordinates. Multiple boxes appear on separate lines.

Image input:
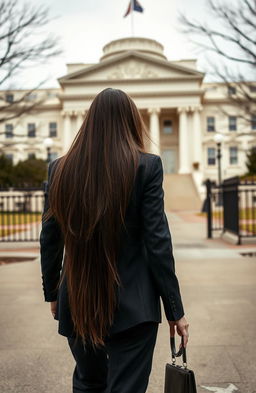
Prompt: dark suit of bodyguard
<box><xmin>40</xmin><ymin>151</ymin><xmax>185</xmax><ymax>337</ymax></box>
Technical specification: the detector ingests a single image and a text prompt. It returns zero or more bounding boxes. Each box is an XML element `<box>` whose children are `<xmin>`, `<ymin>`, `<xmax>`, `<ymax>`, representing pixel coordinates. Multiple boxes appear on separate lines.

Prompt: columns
<box><xmin>178</xmin><ymin>107</ymin><xmax>190</xmax><ymax>173</ymax></box>
<box><xmin>61</xmin><ymin>111</ymin><xmax>72</xmax><ymax>154</ymax></box>
<box><xmin>76</xmin><ymin>111</ymin><xmax>85</xmax><ymax>133</ymax></box>
<box><xmin>62</xmin><ymin>110</ymin><xmax>87</xmax><ymax>153</ymax></box>
<box><xmin>148</xmin><ymin>108</ymin><xmax>160</xmax><ymax>155</ymax></box>
<box><xmin>191</xmin><ymin>105</ymin><xmax>203</xmax><ymax>167</ymax></box>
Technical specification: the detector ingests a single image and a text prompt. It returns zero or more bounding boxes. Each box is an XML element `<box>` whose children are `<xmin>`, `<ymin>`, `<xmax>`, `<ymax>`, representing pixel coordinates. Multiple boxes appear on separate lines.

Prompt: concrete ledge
<box><xmin>0</xmin><ymin>241</ymin><xmax>39</xmax><ymax>250</ymax></box>
<box><xmin>221</xmin><ymin>231</ymin><xmax>256</xmax><ymax>245</ymax></box>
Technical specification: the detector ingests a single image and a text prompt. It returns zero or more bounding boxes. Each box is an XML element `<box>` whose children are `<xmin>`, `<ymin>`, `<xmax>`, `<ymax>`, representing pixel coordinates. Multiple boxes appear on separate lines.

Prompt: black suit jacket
<box><xmin>39</xmin><ymin>151</ymin><xmax>185</xmax><ymax>337</ymax></box>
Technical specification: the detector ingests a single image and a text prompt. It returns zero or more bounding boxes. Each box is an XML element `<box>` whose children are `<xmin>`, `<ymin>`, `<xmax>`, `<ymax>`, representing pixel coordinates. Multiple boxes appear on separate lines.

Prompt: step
<box><xmin>163</xmin><ymin>174</ymin><xmax>201</xmax><ymax>211</ymax></box>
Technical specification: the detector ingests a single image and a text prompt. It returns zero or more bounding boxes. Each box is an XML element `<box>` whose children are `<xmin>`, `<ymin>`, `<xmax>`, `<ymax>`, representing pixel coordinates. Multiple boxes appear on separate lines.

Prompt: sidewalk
<box><xmin>0</xmin><ymin>211</ymin><xmax>255</xmax><ymax>393</ymax></box>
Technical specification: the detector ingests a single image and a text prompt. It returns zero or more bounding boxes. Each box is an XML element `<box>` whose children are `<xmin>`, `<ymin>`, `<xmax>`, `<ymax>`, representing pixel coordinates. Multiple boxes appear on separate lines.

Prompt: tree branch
<box><xmin>179</xmin><ymin>0</ymin><xmax>256</xmax><ymax>120</ymax></box>
<box><xmin>0</xmin><ymin>0</ymin><xmax>62</xmax><ymax>123</ymax></box>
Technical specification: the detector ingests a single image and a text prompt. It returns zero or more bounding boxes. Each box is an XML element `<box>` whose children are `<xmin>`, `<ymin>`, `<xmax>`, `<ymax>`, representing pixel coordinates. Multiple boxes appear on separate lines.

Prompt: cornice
<box><xmin>0</xmin><ymin>103</ymin><xmax>62</xmax><ymax>112</ymax></box>
<box><xmin>61</xmin><ymin>110</ymin><xmax>86</xmax><ymax>117</ymax></box>
<box><xmin>58</xmin><ymin>89</ymin><xmax>204</xmax><ymax>102</ymax></box>
<box><xmin>202</xmin><ymin>98</ymin><xmax>249</xmax><ymax>105</ymax></box>
<box><xmin>60</xmin><ymin>75</ymin><xmax>203</xmax><ymax>86</ymax></box>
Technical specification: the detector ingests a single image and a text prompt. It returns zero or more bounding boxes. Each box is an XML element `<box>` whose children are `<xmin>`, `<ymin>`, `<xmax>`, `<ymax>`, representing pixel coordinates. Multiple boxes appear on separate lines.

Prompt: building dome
<box><xmin>100</xmin><ymin>37</ymin><xmax>167</xmax><ymax>62</ymax></box>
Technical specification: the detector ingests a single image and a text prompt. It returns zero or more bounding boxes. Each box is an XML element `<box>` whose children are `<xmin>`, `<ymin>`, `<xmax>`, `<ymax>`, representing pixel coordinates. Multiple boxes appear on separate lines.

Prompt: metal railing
<box><xmin>0</xmin><ymin>183</ymin><xmax>45</xmax><ymax>242</ymax></box>
<box><xmin>206</xmin><ymin>176</ymin><xmax>256</xmax><ymax>244</ymax></box>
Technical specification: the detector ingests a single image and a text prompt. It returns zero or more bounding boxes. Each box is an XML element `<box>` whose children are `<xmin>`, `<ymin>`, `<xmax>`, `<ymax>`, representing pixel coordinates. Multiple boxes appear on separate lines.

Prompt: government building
<box><xmin>1</xmin><ymin>37</ymin><xmax>256</xmax><ymax>209</ymax></box>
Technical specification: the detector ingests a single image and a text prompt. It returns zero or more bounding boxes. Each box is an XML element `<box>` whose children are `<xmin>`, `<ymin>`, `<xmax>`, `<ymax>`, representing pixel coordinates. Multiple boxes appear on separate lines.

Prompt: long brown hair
<box><xmin>43</xmin><ymin>88</ymin><xmax>150</xmax><ymax>348</ymax></box>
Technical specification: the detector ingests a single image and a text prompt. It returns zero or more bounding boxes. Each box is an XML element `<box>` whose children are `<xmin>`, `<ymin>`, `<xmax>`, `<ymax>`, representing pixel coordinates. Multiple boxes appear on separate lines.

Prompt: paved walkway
<box><xmin>0</xmin><ymin>211</ymin><xmax>255</xmax><ymax>393</ymax></box>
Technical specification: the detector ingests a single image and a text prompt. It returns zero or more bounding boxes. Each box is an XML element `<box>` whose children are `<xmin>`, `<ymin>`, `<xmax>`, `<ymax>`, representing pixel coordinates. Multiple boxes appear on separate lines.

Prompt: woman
<box><xmin>40</xmin><ymin>88</ymin><xmax>189</xmax><ymax>393</ymax></box>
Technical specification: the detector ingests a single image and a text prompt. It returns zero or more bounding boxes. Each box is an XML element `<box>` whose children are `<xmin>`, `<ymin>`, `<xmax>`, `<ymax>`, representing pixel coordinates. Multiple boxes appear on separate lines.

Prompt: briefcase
<box><xmin>164</xmin><ymin>335</ymin><xmax>197</xmax><ymax>393</ymax></box>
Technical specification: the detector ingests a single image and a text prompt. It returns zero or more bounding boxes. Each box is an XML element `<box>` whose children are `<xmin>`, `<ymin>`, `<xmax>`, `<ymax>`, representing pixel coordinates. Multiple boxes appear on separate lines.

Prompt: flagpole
<box><xmin>131</xmin><ymin>0</ymin><xmax>134</xmax><ymax>36</ymax></box>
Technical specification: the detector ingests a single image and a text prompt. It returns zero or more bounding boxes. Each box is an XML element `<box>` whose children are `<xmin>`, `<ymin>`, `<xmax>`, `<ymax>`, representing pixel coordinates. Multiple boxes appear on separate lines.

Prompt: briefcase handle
<box><xmin>170</xmin><ymin>335</ymin><xmax>187</xmax><ymax>368</ymax></box>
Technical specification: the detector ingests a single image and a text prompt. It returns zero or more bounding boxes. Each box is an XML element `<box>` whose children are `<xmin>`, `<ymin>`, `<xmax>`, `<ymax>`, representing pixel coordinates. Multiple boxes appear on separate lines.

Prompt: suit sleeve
<box><xmin>39</xmin><ymin>160</ymin><xmax>64</xmax><ymax>302</ymax></box>
<box><xmin>141</xmin><ymin>155</ymin><xmax>185</xmax><ymax>321</ymax></box>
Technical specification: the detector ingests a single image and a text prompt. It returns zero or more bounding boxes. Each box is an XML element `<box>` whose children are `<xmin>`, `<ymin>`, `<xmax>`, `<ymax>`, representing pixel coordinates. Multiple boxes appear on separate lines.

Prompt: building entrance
<box><xmin>161</xmin><ymin>149</ymin><xmax>177</xmax><ymax>173</ymax></box>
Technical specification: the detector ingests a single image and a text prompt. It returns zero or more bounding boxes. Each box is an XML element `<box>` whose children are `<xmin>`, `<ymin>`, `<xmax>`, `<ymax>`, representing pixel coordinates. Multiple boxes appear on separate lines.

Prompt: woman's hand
<box><xmin>168</xmin><ymin>315</ymin><xmax>189</xmax><ymax>348</ymax></box>
<box><xmin>50</xmin><ymin>301</ymin><xmax>57</xmax><ymax>318</ymax></box>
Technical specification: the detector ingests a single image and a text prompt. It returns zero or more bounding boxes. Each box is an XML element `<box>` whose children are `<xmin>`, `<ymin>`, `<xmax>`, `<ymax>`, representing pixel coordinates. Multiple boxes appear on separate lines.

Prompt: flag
<box><xmin>124</xmin><ymin>0</ymin><xmax>144</xmax><ymax>17</ymax></box>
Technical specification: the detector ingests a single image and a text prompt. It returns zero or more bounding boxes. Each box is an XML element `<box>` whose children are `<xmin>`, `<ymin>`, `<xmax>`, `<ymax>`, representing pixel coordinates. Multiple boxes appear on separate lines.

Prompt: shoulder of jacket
<box><xmin>138</xmin><ymin>152</ymin><xmax>162</xmax><ymax>186</ymax></box>
<box><xmin>47</xmin><ymin>157</ymin><xmax>63</xmax><ymax>185</ymax></box>
<box><xmin>140</xmin><ymin>152</ymin><xmax>161</xmax><ymax>172</ymax></box>
<box><xmin>139</xmin><ymin>152</ymin><xmax>161</xmax><ymax>165</ymax></box>
<box><xmin>48</xmin><ymin>156</ymin><xmax>62</xmax><ymax>173</ymax></box>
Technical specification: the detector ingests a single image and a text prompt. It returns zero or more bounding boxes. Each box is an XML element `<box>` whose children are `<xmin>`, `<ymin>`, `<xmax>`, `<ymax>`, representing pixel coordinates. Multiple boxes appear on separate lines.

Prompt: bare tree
<box><xmin>0</xmin><ymin>0</ymin><xmax>61</xmax><ymax>125</ymax></box>
<box><xmin>179</xmin><ymin>0</ymin><xmax>256</xmax><ymax>124</ymax></box>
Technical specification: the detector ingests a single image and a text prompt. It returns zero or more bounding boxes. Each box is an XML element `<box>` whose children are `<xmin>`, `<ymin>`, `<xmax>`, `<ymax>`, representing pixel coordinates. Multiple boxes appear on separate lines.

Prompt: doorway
<box><xmin>161</xmin><ymin>149</ymin><xmax>177</xmax><ymax>173</ymax></box>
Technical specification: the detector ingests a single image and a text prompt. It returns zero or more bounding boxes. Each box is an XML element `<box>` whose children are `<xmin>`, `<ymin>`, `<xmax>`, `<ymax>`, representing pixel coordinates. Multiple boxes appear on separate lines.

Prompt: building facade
<box><xmin>1</xmin><ymin>37</ymin><xmax>256</xmax><ymax>202</ymax></box>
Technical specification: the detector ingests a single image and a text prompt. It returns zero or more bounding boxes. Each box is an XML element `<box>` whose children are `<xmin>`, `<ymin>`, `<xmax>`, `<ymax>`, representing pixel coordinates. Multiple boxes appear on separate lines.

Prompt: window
<box><xmin>49</xmin><ymin>122</ymin><xmax>57</xmax><ymax>137</ymax></box>
<box><xmin>229</xmin><ymin>146</ymin><xmax>238</xmax><ymax>165</ymax></box>
<box><xmin>5</xmin><ymin>94</ymin><xmax>14</xmax><ymax>103</ymax></box>
<box><xmin>25</xmin><ymin>93</ymin><xmax>37</xmax><ymax>101</ymax></box>
<box><xmin>228</xmin><ymin>116</ymin><xmax>237</xmax><ymax>131</ymax></box>
<box><xmin>207</xmin><ymin>117</ymin><xmax>215</xmax><ymax>132</ymax></box>
<box><xmin>228</xmin><ymin>86</ymin><xmax>236</xmax><ymax>95</ymax></box>
<box><xmin>47</xmin><ymin>91</ymin><xmax>57</xmax><ymax>98</ymax></box>
<box><xmin>207</xmin><ymin>147</ymin><xmax>216</xmax><ymax>165</ymax></box>
<box><xmin>206</xmin><ymin>86</ymin><xmax>217</xmax><ymax>92</ymax></box>
<box><xmin>162</xmin><ymin>120</ymin><xmax>173</xmax><ymax>134</ymax></box>
<box><xmin>28</xmin><ymin>123</ymin><xmax>36</xmax><ymax>137</ymax></box>
<box><xmin>5</xmin><ymin>153</ymin><xmax>13</xmax><ymax>163</ymax></box>
<box><xmin>249</xmin><ymin>85</ymin><xmax>256</xmax><ymax>93</ymax></box>
<box><xmin>5</xmin><ymin>124</ymin><xmax>13</xmax><ymax>138</ymax></box>
<box><xmin>161</xmin><ymin>149</ymin><xmax>176</xmax><ymax>173</ymax></box>
<box><xmin>28</xmin><ymin>153</ymin><xmax>36</xmax><ymax>160</ymax></box>
<box><xmin>251</xmin><ymin>115</ymin><xmax>256</xmax><ymax>130</ymax></box>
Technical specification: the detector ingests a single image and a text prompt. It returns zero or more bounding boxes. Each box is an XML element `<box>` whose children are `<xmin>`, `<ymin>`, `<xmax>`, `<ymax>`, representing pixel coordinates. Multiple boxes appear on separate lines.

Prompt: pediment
<box><xmin>58</xmin><ymin>51</ymin><xmax>204</xmax><ymax>84</ymax></box>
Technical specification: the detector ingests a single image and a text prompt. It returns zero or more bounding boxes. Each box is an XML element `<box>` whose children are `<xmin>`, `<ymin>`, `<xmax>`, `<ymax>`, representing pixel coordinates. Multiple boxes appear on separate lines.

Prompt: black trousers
<box><xmin>67</xmin><ymin>321</ymin><xmax>159</xmax><ymax>393</ymax></box>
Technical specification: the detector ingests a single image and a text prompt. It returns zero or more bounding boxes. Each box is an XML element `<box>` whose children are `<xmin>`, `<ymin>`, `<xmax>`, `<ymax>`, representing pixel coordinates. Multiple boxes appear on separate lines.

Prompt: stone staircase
<box><xmin>163</xmin><ymin>174</ymin><xmax>202</xmax><ymax>211</ymax></box>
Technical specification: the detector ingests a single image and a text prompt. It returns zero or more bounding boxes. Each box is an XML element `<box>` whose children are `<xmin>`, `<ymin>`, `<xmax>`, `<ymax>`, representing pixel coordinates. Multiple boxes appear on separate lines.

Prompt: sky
<box><xmin>4</xmin><ymin>0</ymin><xmax>240</xmax><ymax>89</ymax></box>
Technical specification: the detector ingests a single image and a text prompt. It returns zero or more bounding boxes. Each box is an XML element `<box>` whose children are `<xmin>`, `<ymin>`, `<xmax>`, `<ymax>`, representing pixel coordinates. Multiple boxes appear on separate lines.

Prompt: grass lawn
<box><xmin>0</xmin><ymin>212</ymin><xmax>42</xmax><ymax>225</ymax></box>
<box><xmin>198</xmin><ymin>211</ymin><xmax>223</xmax><ymax>219</ymax></box>
<box><xmin>0</xmin><ymin>213</ymin><xmax>42</xmax><ymax>237</ymax></box>
<box><xmin>199</xmin><ymin>208</ymin><xmax>256</xmax><ymax>219</ymax></box>
<box><xmin>0</xmin><ymin>227</ymin><xmax>29</xmax><ymax>238</ymax></box>
<box><xmin>240</xmin><ymin>223</ymin><xmax>256</xmax><ymax>234</ymax></box>
<box><xmin>198</xmin><ymin>209</ymin><xmax>256</xmax><ymax>235</ymax></box>
<box><xmin>239</xmin><ymin>208</ymin><xmax>256</xmax><ymax>219</ymax></box>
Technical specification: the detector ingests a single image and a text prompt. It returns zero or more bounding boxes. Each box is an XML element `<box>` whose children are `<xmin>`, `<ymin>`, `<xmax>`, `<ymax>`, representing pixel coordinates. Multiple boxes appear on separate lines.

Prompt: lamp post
<box><xmin>213</xmin><ymin>133</ymin><xmax>225</xmax><ymax>185</ymax></box>
<box><xmin>43</xmin><ymin>137</ymin><xmax>54</xmax><ymax>164</ymax></box>
<box><xmin>213</xmin><ymin>133</ymin><xmax>225</xmax><ymax>207</ymax></box>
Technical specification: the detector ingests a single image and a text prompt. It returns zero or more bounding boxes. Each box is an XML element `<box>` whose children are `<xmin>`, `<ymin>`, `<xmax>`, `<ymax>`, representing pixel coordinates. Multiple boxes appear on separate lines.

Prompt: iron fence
<box><xmin>206</xmin><ymin>176</ymin><xmax>256</xmax><ymax>244</ymax></box>
<box><xmin>0</xmin><ymin>183</ymin><xmax>46</xmax><ymax>242</ymax></box>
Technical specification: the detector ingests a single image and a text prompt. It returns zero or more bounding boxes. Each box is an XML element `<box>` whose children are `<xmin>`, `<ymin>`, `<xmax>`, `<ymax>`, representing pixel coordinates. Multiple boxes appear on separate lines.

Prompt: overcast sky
<box><xmin>6</xmin><ymin>0</ymin><xmax>232</xmax><ymax>89</ymax></box>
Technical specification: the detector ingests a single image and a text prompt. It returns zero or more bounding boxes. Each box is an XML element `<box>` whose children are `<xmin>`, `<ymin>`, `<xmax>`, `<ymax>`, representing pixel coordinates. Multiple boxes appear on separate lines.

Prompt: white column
<box><xmin>191</xmin><ymin>105</ymin><xmax>203</xmax><ymax>168</ymax></box>
<box><xmin>76</xmin><ymin>111</ymin><xmax>85</xmax><ymax>134</ymax></box>
<box><xmin>62</xmin><ymin>111</ymin><xmax>72</xmax><ymax>154</ymax></box>
<box><xmin>178</xmin><ymin>107</ymin><xmax>190</xmax><ymax>173</ymax></box>
<box><xmin>148</xmin><ymin>108</ymin><xmax>160</xmax><ymax>155</ymax></box>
